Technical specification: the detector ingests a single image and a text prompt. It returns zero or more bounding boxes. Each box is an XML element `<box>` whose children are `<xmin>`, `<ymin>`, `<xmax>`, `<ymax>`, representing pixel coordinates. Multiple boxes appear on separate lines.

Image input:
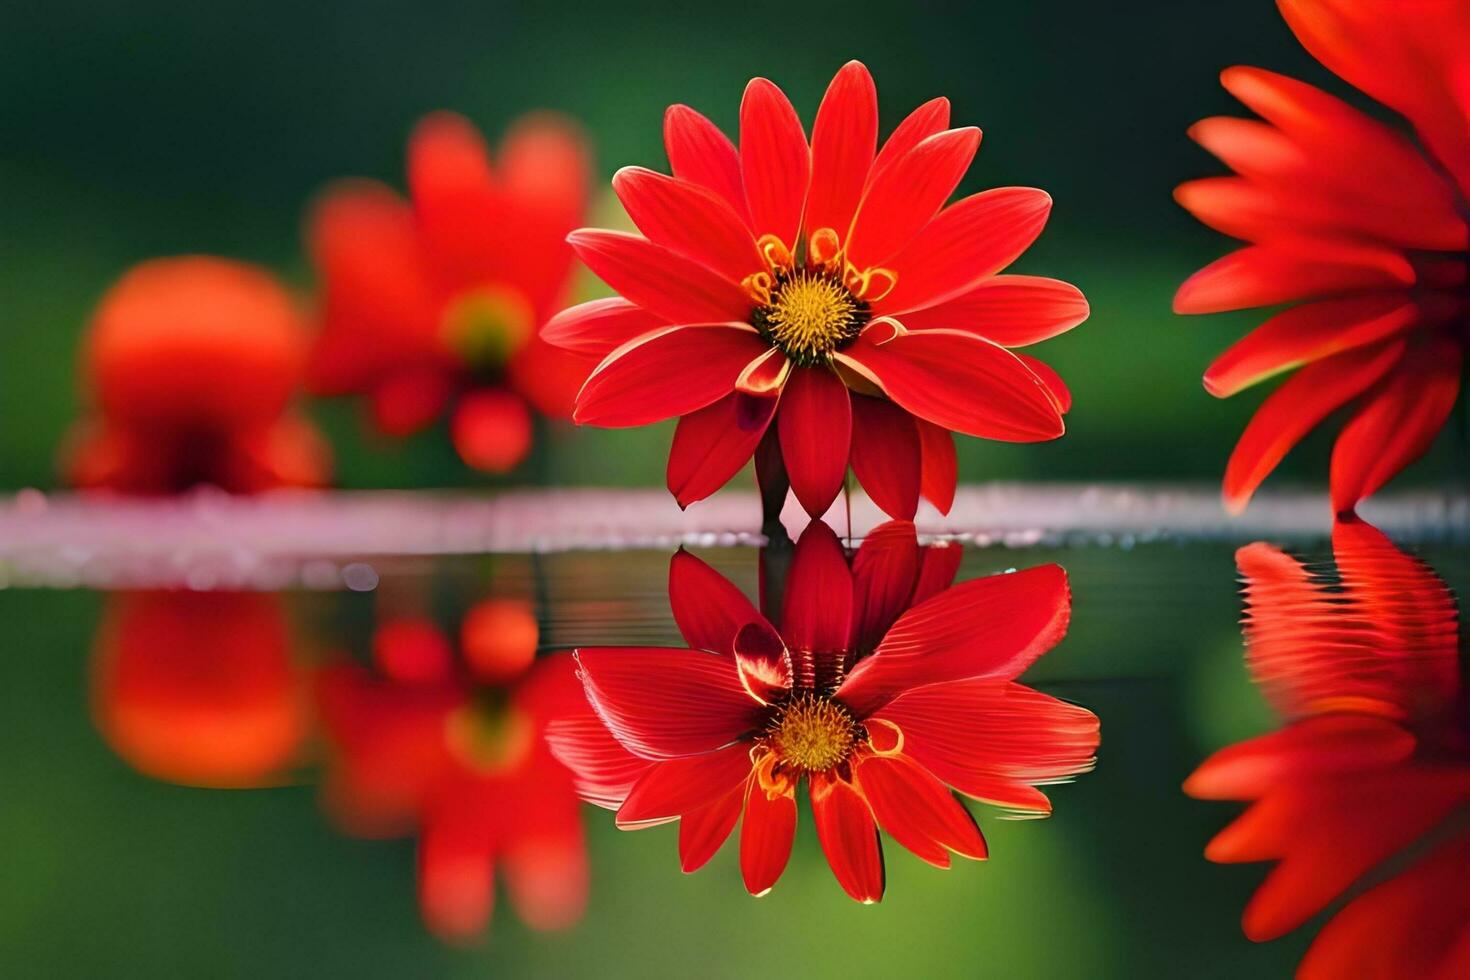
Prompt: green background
<box><xmin>3</xmin><ymin>0</ymin><xmax>1463</xmax><ymax>494</ymax></box>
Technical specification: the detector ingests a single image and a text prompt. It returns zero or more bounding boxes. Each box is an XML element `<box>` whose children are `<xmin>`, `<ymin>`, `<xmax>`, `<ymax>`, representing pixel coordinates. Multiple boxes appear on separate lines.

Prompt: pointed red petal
<box><xmin>912</xmin><ymin>542</ymin><xmax>963</xmax><ymax>605</ymax></box>
<box><xmin>740</xmin><ymin>78</ymin><xmax>810</xmax><ymax>247</ymax></box>
<box><xmin>418</xmin><ymin>819</ymin><xmax>494</xmax><ymax>940</ymax></box>
<box><xmin>916</xmin><ymin>418</ymin><xmax>958</xmax><ymax>514</ymax></box>
<box><xmin>837</xmin><ymin>327</ymin><xmax>1064</xmax><ymax>441</ymax></box>
<box><xmin>1331</xmin><ymin>335</ymin><xmax>1461</xmax><ymax>512</ymax></box>
<box><xmin>1204</xmin><ymin>294</ymin><xmax>1423</xmax><ymax>397</ymax></box>
<box><xmin>878</xmin><ymin>188</ymin><xmax>1052</xmax><ymax>315</ymax></box>
<box><xmin>854</xmin><ymin>753</ymin><xmax>988</xmax><ymax>865</ymax></box>
<box><xmin>613</xmin><ymin>167</ymin><xmax>764</xmax><ymax>283</ymax></box>
<box><xmin>869</xmin><ymin>98</ymin><xmax>951</xmax><ymax>188</ymax></box>
<box><xmin>1173</xmin><ymin>238</ymin><xmax>1415</xmax><ymax>315</ymax></box>
<box><xmin>574</xmin><ymin>324</ymin><xmax>766</xmax><ymax>427</ymax></box>
<box><xmin>502</xmin><ymin>819</ymin><xmax>588</xmax><ymax>932</ymax></box>
<box><xmin>894</xmin><ymin>275</ymin><xmax>1089</xmax><ymax>348</ymax></box>
<box><xmin>869</xmin><ymin>680</ymin><xmax>1099</xmax><ymax>811</ymax></box>
<box><xmin>850</xmin><ymin>520</ymin><xmax>921</xmax><ymax>652</ymax></box>
<box><xmin>740</xmin><ymin>774</ymin><xmax>797</xmax><ymax>896</ymax></box>
<box><xmin>806</xmin><ymin>61</ymin><xmax>879</xmax><ymax>244</ymax></box>
<box><xmin>781</xmin><ymin>521</ymin><xmax>854</xmax><ymax>689</ymax></box>
<box><xmin>837</xmin><ymin>565</ymin><xmax>1071</xmax><ymax>717</ymax></box>
<box><xmin>666</xmin><ymin>391</ymin><xmax>776</xmax><ymax>507</ymax></box>
<box><xmin>1222</xmin><ymin>339</ymin><xmax>1405</xmax><ymax>513</ymax></box>
<box><xmin>544</xmin><ymin>713</ymin><xmax>654</xmax><ymax>810</ymax></box>
<box><xmin>847</xmin><ymin>128</ymin><xmax>980</xmax><ymax>271</ymax></box>
<box><xmin>849</xmin><ymin>396</ymin><xmax>922</xmax><ymax>521</ymax></box>
<box><xmin>810</xmin><ymin>772</ymin><xmax>885</xmax><ymax>903</ymax></box>
<box><xmin>1013</xmin><ymin>353</ymin><xmax>1071</xmax><ymax>415</ymax></box>
<box><xmin>568</xmin><ymin>229</ymin><xmax>754</xmax><ymax>324</ymax></box>
<box><xmin>668</xmin><ymin>548</ymin><xmax>766</xmax><ymax>655</ymax></box>
<box><xmin>617</xmin><ymin>743</ymin><xmax>755</xmax><ymax>827</ymax></box>
<box><xmin>406</xmin><ymin>111</ymin><xmax>500</xmax><ymax>283</ymax></box>
<box><xmin>733</xmin><ymin>620</ymin><xmax>794</xmax><ymax>705</ymax></box>
<box><xmin>778</xmin><ymin>366</ymin><xmax>852</xmax><ymax>518</ymax></box>
<box><xmin>679</xmin><ymin>783</ymin><xmax>745</xmax><ymax>872</ymax></box>
<box><xmin>664</xmin><ymin>104</ymin><xmax>751</xmax><ymax>224</ymax></box>
<box><xmin>574</xmin><ymin>647</ymin><xmax>764</xmax><ymax>759</ymax></box>
<box><xmin>541</xmin><ymin>297</ymin><xmax>666</xmax><ymax>356</ymax></box>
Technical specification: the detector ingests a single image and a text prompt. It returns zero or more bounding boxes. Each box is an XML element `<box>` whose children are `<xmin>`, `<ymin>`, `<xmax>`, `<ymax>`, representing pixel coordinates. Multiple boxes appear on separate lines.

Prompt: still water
<box><xmin>2</xmin><ymin>489</ymin><xmax>1466</xmax><ymax>978</ymax></box>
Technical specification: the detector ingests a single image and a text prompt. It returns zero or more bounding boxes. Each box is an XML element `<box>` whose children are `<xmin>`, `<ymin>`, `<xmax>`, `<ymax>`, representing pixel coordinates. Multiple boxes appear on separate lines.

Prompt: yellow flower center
<box><xmin>445</xmin><ymin>694</ymin><xmax>534</xmax><ymax>774</ymax></box>
<box><xmin>768</xmin><ymin>693</ymin><xmax>857</xmax><ymax>772</ymax></box>
<box><xmin>753</xmin><ymin>269</ymin><xmax>868</xmax><ymax>366</ymax></box>
<box><xmin>441</xmin><ymin>285</ymin><xmax>533</xmax><ymax>372</ymax></box>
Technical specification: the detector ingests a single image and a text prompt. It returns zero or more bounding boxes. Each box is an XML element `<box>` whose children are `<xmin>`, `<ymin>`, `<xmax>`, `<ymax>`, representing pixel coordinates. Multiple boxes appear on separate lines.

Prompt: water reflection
<box><xmin>1187</xmin><ymin>517</ymin><xmax>1470</xmax><ymax>978</ymax></box>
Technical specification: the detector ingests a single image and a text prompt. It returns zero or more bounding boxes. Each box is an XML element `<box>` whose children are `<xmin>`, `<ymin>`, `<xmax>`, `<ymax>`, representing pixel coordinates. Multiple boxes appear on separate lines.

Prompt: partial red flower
<box><xmin>91</xmin><ymin>591</ymin><xmax>308</xmax><ymax>788</ymax></box>
<box><xmin>306</xmin><ymin>112</ymin><xmax>594</xmax><ymax>473</ymax></box>
<box><xmin>64</xmin><ymin>256</ymin><xmax>330</xmax><ymax>493</ymax></box>
<box><xmin>547</xmin><ymin>520</ymin><xmax>1098</xmax><ymax>901</ymax></box>
<box><xmin>316</xmin><ymin>600</ymin><xmax>588</xmax><ymax>941</ymax></box>
<box><xmin>1175</xmin><ymin>0</ymin><xmax>1470</xmax><ymax>515</ymax></box>
<box><xmin>1186</xmin><ymin>517</ymin><xmax>1470</xmax><ymax>978</ymax></box>
<box><xmin>544</xmin><ymin>61</ymin><xmax>1085</xmax><ymax>520</ymax></box>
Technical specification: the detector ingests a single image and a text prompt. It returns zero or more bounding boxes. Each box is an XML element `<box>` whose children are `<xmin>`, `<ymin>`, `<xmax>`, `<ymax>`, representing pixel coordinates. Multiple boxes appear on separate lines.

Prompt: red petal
<box><xmin>868</xmin><ymin>680</ymin><xmax>1099</xmax><ymax>811</ymax></box>
<box><xmin>1222</xmin><ymin>339</ymin><xmax>1405</xmax><ymax>513</ymax></box>
<box><xmin>837</xmin><ymin>565</ymin><xmax>1071</xmax><ymax>717</ymax></box>
<box><xmin>847</xmin><ymin>128</ymin><xmax>980</xmax><ymax>271</ymax></box>
<box><xmin>850</xmin><ymin>520</ymin><xmax>921</xmax><ymax>652</ymax></box>
<box><xmin>370</xmin><ymin>368</ymin><xmax>453</xmax><ymax>437</ymax></box>
<box><xmin>877</xmin><ymin>188</ymin><xmax>1053</xmax><ymax>315</ymax></box>
<box><xmin>418</xmin><ymin>820</ymin><xmax>494</xmax><ymax>940</ymax></box>
<box><xmin>740</xmin><ymin>774</ymin><xmax>797</xmax><ymax>896</ymax></box>
<box><xmin>912</xmin><ymin>542</ymin><xmax>963</xmax><ymax>605</ymax></box>
<box><xmin>613</xmin><ymin>167</ymin><xmax>764</xmax><ymax>283</ymax></box>
<box><xmin>1184</xmin><ymin>716</ymin><xmax>1415</xmax><ymax>801</ymax></box>
<box><xmin>541</xmin><ymin>297</ymin><xmax>665</xmax><ymax>356</ymax></box>
<box><xmin>739</xmin><ymin>78</ymin><xmax>810</xmax><ymax>247</ymax></box>
<box><xmin>854</xmin><ymin>753</ymin><xmax>987</xmax><ymax>865</ymax></box>
<box><xmin>778</xmin><ymin>366</ymin><xmax>852</xmax><ymax>518</ymax></box>
<box><xmin>406</xmin><ymin>111</ymin><xmax>500</xmax><ymax>284</ymax></box>
<box><xmin>544</xmin><ymin>712</ymin><xmax>653</xmax><ymax>810</ymax></box>
<box><xmin>810</xmin><ymin>772</ymin><xmax>885</xmax><ymax>903</ymax></box>
<box><xmin>679</xmin><ymin>783</ymin><xmax>745</xmax><ymax>872</ymax></box>
<box><xmin>837</xmin><ymin>326</ymin><xmax>1064</xmax><ymax>441</ymax></box>
<box><xmin>781</xmin><ymin>521</ymin><xmax>854</xmax><ymax>690</ymax></box>
<box><xmin>894</xmin><ymin>275</ymin><xmax>1089</xmax><ymax>347</ymax></box>
<box><xmin>664</xmin><ymin>104</ymin><xmax>751</xmax><ymax>224</ymax></box>
<box><xmin>501</xmin><ymin>821</ymin><xmax>588</xmax><ymax>932</ymax></box>
<box><xmin>574</xmin><ymin>324</ymin><xmax>766</xmax><ymax>427</ymax></box>
<box><xmin>667</xmin><ymin>548</ymin><xmax>766</xmax><ymax>655</ymax></box>
<box><xmin>1331</xmin><ymin>335</ymin><xmax>1461</xmax><ymax>513</ymax></box>
<box><xmin>574</xmin><ymin>647</ymin><xmax>764</xmax><ymax>759</ymax></box>
<box><xmin>869</xmin><ymin>97</ymin><xmax>951</xmax><ymax>188</ymax></box>
<box><xmin>617</xmin><ymin>743</ymin><xmax>755</xmax><ymax>827</ymax></box>
<box><xmin>1014</xmin><ymin>353</ymin><xmax>1072</xmax><ymax>414</ymax></box>
<box><xmin>733</xmin><ymin>620</ymin><xmax>794</xmax><ymax>704</ymax></box>
<box><xmin>916</xmin><ymin>418</ymin><xmax>958</xmax><ymax>514</ymax></box>
<box><xmin>849</xmin><ymin>396</ymin><xmax>922</xmax><ymax>521</ymax></box>
<box><xmin>568</xmin><ymin>229</ymin><xmax>754</xmax><ymax>325</ymax></box>
<box><xmin>805</xmin><ymin>61</ymin><xmax>879</xmax><ymax>245</ymax></box>
<box><xmin>1204</xmin><ymin>293</ymin><xmax>1423</xmax><ymax>397</ymax></box>
<box><xmin>451</xmin><ymin>388</ymin><xmax>532</xmax><ymax>473</ymax></box>
<box><xmin>1173</xmin><ymin>238</ymin><xmax>1415</xmax><ymax>315</ymax></box>
<box><xmin>666</xmin><ymin>391</ymin><xmax>776</xmax><ymax>507</ymax></box>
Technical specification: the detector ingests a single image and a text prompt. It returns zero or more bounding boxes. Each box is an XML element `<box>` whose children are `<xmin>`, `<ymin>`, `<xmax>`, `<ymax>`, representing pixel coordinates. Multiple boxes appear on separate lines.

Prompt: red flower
<box><xmin>306</xmin><ymin>112</ymin><xmax>594</xmax><ymax>473</ymax></box>
<box><xmin>316</xmin><ymin>601</ymin><xmax>588</xmax><ymax>941</ymax></box>
<box><xmin>547</xmin><ymin>520</ymin><xmax>1098</xmax><ymax>901</ymax></box>
<box><xmin>64</xmin><ymin>256</ymin><xmax>330</xmax><ymax>493</ymax></box>
<box><xmin>1176</xmin><ymin>0</ymin><xmax>1470</xmax><ymax>514</ymax></box>
<box><xmin>544</xmin><ymin>61</ymin><xmax>1085</xmax><ymax>520</ymax></box>
<box><xmin>92</xmin><ymin>591</ymin><xmax>308</xmax><ymax>788</ymax></box>
<box><xmin>1186</xmin><ymin>517</ymin><xmax>1470</xmax><ymax>978</ymax></box>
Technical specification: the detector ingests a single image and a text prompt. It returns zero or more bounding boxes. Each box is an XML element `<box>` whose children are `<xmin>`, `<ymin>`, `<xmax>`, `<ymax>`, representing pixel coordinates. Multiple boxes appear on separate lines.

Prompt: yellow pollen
<box><xmin>753</xmin><ymin>270</ymin><xmax>868</xmax><ymax>366</ymax></box>
<box><xmin>768</xmin><ymin>693</ymin><xmax>857</xmax><ymax>772</ymax></box>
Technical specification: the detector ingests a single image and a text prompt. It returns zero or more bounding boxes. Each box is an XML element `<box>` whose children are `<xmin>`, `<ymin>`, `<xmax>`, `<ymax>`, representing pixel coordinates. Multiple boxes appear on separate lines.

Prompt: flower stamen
<box><xmin>764</xmin><ymin>693</ymin><xmax>859</xmax><ymax>773</ymax></box>
<box><xmin>752</xmin><ymin>268</ymin><xmax>870</xmax><ymax>366</ymax></box>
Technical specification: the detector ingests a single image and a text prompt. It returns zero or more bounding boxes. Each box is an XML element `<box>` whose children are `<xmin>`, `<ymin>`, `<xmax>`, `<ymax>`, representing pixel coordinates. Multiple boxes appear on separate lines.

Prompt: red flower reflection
<box><xmin>544</xmin><ymin>61</ymin><xmax>1085</xmax><ymax>520</ymax></box>
<box><xmin>1186</xmin><ymin>517</ymin><xmax>1470</xmax><ymax>978</ymax></box>
<box><xmin>65</xmin><ymin>256</ymin><xmax>330</xmax><ymax>493</ymax></box>
<box><xmin>548</xmin><ymin>520</ymin><xmax>1098</xmax><ymax>902</ymax></box>
<box><xmin>92</xmin><ymin>591</ymin><xmax>308</xmax><ymax>787</ymax></box>
<box><xmin>1175</xmin><ymin>0</ymin><xmax>1469</xmax><ymax>514</ymax></box>
<box><xmin>316</xmin><ymin>601</ymin><xmax>588</xmax><ymax>941</ymax></box>
<box><xmin>306</xmin><ymin>112</ymin><xmax>593</xmax><ymax>473</ymax></box>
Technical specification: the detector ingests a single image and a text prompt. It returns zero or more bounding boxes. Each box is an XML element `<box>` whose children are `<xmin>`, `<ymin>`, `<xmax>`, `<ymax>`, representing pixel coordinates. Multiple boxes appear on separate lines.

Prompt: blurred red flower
<box><xmin>306</xmin><ymin>112</ymin><xmax>594</xmax><ymax>473</ymax></box>
<box><xmin>92</xmin><ymin>591</ymin><xmax>308</xmax><ymax>787</ymax></box>
<box><xmin>65</xmin><ymin>256</ymin><xmax>330</xmax><ymax>493</ymax></box>
<box><xmin>1176</xmin><ymin>0</ymin><xmax>1470</xmax><ymax>514</ymax></box>
<box><xmin>548</xmin><ymin>520</ymin><xmax>1097</xmax><ymax>901</ymax></box>
<box><xmin>544</xmin><ymin>61</ymin><xmax>1085</xmax><ymax>520</ymax></box>
<box><xmin>316</xmin><ymin>602</ymin><xmax>588</xmax><ymax>941</ymax></box>
<box><xmin>1186</xmin><ymin>517</ymin><xmax>1470</xmax><ymax>978</ymax></box>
